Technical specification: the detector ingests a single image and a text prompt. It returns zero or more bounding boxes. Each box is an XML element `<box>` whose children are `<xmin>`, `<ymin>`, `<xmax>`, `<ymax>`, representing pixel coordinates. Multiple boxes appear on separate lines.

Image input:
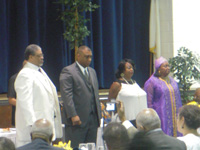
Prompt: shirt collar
<box><xmin>25</xmin><ymin>62</ymin><xmax>40</xmax><ymax>71</ymax></box>
<box><xmin>147</xmin><ymin>128</ymin><xmax>162</xmax><ymax>134</ymax></box>
<box><xmin>76</xmin><ymin>61</ymin><xmax>88</xmax><ymax>74</ymax></box>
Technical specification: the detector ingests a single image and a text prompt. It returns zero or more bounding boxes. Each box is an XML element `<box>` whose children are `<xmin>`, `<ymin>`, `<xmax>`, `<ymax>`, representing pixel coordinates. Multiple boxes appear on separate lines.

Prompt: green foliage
<box><xmin>58</xmin><ymin>0</ymin><xmax>100</xmax><ymax>50</ymax></box>
<box><xmin>169</xmin><ymin>47</ymin><xmax>200</xmax><ymax>104</ymax></box>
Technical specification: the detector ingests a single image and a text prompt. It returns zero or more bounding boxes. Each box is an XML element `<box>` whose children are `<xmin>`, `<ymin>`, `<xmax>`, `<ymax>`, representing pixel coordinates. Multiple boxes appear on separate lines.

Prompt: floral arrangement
<box><xmin>53</xmin><ymin>140</ymin><xmax>73</xmax><ymax>150</ymax></box>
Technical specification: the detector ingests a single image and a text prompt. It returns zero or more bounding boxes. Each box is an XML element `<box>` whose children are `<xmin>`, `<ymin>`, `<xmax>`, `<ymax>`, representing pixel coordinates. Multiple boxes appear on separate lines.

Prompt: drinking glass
<box><xmin>79</xmin><ymin>143</ymin><xmax>88</xmax><ymax>150</ymax></box>
<box><xmin>87</xmin><ymin>142</ymin><xmax>95</xmax><ymax>150</ymax></box>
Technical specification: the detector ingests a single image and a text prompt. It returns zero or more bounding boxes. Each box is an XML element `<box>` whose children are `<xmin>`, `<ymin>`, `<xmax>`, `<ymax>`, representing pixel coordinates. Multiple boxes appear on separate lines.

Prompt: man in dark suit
<box><xmin>59</xmin><ymin>45</ymin><xmax>101</xmax><ymax>148</ymax></box>
<box><xmin>129</xmin><ymin>108</ymin><xmax>186</xmax><ymax>150</ymax></box>
<box><xmin>17</xmin><ymin>119</ymin><xmax>64</xmax><ymax>150</ymax></box>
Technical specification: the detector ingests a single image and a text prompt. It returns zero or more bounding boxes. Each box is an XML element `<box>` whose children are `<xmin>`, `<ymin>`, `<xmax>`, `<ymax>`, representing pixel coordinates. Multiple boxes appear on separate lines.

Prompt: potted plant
<box><xmin>169</xmin><ymin>47</ymin><xmax>200</xmax><ymax>104</ymax></box>
<box><xmin>57</xmin><ymin>0</ymin><xmax>99</xmax><ymax>59</ymax></box>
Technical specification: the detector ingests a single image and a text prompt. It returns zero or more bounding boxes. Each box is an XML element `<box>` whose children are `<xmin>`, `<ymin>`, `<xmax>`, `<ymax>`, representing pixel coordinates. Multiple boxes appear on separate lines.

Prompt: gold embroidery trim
<box><xmin>159</xmin><ymin>78</ymin><xmax>177</xmax><ymax>136</ymax></box>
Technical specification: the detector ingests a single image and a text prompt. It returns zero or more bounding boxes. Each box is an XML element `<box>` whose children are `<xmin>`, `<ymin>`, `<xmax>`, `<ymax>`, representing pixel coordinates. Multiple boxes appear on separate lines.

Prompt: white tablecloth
<box><xmin>0</xmin><ymin>128</ymin><xmax>16</xmax><ymax>144</ymax></box>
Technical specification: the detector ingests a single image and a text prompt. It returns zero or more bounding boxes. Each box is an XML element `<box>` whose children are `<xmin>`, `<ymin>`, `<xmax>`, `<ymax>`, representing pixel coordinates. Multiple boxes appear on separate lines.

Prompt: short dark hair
<box><xmin>24</xmin><ymin>44</ymin><xmax>41</xmax><ymax>60</ymax></box>
<box><xmin>0</xmin><ymin>137</ymin><xmax>15</xmax><ymax>150</ymax></box>
<box><xmin>103</xmin><ymin>122</ymin><xmax>130</xmax><ymax>150</ymax></box>
<box><xmin>77</xmin><ymin>45</ymin><xmax>91</xmax><ymax>54</ymax></box>
<box><xmin>179</xmin><ymin>105</ymin><xmax>200</xmax><ymax>130</ymax></box>
<box><xmin>115</xmin><ymin>59</ymin><xmax>135</xmax><ymax>79</ymax></box>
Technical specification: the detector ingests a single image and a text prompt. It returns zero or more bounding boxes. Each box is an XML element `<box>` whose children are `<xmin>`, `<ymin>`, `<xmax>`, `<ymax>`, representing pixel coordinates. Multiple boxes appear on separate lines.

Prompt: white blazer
<box><xmin>15</xmin><ymin>62</ymin><xmax>62</xmax><ymax>147</ymax></box>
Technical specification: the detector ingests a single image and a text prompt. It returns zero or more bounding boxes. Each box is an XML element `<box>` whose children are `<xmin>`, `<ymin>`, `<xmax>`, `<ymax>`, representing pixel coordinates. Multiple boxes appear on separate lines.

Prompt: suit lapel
<box><xmin>88</xmin><ymin>68</ymin><xmax>94</xmax><ymax>87</ymax></box>
<box><xmin>24</xmin><ymin>62</ymin><xmax>54</xmax><ymax>96</ymax></box>
<box><xmin>75</xmin><ymin>63</ymin><xmax>92</xmax><ymax>89</ymax></box>
<box><xmin>86</xmin><ymin>68</ymin><xmax>96</xmax><ymax>93</ymax></box>
<box><xmin>35</xmin><ymin>69</ymin><xmax>53</xmax><ymax>96</ymax></box>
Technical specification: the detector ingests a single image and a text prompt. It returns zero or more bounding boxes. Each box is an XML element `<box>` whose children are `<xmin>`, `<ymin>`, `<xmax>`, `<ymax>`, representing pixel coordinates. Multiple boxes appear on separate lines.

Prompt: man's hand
<box><xmin>116</xmin><ymin>100</ymin><xmax>126</xmax><ymax>122</ymax></box>
<box><xmin>71</xmin><ymin>115</ymin><xmax>82</xmax><ymax>125</ymax></box>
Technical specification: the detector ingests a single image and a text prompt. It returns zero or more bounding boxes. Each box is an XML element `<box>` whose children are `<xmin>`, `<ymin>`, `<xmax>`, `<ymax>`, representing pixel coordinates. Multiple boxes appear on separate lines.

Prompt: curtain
<box><xmin>0</xmin><ymin>0</ymin><xmax>8</xmax><ymax>93</ymax></box>
<box><xmin>0</xmin><ymin>0</ymin><xmax>150</xmax><ymax>93</ymax></box>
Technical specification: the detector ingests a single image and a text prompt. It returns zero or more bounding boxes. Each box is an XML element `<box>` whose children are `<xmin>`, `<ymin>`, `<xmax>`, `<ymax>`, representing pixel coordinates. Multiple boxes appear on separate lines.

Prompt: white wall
<box><xmin>158</xmin><ymin>0</ymin><xmax>200</xmax><ymax>58</ymax></box>
<box><xmin>173</xmin><ymin>0</ymin><xmax>200</xmax><ymax>56</ymax></box>
<box><xmin>159</xmin><ymin>0</ymin><xmax>174</xmax><ymax>60</ymax></box>
<box><xmin>157</xmin><ymin>0</ymin><xmax>200</xmax><ymax>89</ymax></box>
<box><xmin>173</xmin><ymin>0</ymin><xmax>200</xmax><ymax>90</ymax></box>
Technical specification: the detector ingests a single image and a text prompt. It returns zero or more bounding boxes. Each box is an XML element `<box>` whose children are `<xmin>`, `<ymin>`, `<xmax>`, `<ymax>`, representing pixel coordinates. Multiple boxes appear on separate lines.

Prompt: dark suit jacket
<box><xmin>59</xmin><ymin>62</ymin><xmax>101</xmax><ymax>127</ymax></box>
<box><xmin>145</xmin><ymin>129</ymin><xmax>186</xmax><ymax>150</ymax></box>
<box><xmin>17</xmin><ymin>139</ymin><xmax>64</xmax><ymax>150</ymax></box>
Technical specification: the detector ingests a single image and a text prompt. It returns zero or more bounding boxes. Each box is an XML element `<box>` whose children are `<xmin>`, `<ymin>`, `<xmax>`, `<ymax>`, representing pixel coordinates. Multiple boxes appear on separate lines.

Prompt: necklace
<box><xmin>122</xmin><ymin>77</ymin><xmax>134</xmax><ymax>85</ymax></box>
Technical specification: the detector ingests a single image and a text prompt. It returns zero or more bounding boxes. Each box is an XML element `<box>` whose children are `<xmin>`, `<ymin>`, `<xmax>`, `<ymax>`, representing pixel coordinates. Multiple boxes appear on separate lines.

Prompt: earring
<box><xmin>120</xmin><ymin>73</ymin><xmax>124</xmax><ymax>77</ymax></box>
<box><xmin>158</xmin><ymin>70</ymin><xmax>161</xmax><ymax>74</ymax></box>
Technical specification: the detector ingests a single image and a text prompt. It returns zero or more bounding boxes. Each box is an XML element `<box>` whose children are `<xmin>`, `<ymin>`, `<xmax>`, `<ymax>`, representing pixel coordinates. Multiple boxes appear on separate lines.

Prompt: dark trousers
<box><xmin>65</xmin><ymin>112</ymin><xmax>98</xmax><ymax>148</ymax></box>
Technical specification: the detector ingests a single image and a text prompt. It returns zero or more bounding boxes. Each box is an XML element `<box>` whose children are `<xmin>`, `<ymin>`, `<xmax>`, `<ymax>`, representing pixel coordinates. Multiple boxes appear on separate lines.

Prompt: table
<box><xmin>0</xmin><ymin>128</ymin><xmax>16</xmax><ymax>144</ymax></box>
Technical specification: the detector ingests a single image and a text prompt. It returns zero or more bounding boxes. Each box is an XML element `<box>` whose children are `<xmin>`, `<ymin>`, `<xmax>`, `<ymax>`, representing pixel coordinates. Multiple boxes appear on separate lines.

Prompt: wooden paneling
<box><xmin>0</xmin><ymin>101</ymin><xmax>12</xmax><ymax>128</ymax></box>
<box><xmin>0</xmin><ymin>89</ymin><xmax>109</xmax><ymax>128</ymax></box>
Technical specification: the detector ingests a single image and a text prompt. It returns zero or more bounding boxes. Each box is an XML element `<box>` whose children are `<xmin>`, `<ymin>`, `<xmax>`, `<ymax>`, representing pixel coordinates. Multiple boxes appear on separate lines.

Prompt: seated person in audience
<box><xmin>177</xmin><ymin>105</ymin><xmax>200</xmax><ymax>150</ymax></box>
<box><xmin>103</xmin><ymin>122</ymin><xmax>130</xmax><ymax>150</ymax></box>
<box><xmin>187</xmin><ymin>88</ymin><xmax>200</xmax><ymax>107</ymax></box>
<box><xmin>17</xmin><ymin>119</ymin><xmax>64</xmax><ymax>150</ymax></box>
<box><xmin>117</xmin><ymin>100</ymin><xmax>186</xmax><ymax>149</ymax></box>
<box><xmin>0</xmin><ymin>137</ymin><xmax>15</xmax><ymax>150</ymax></box>
<box><xmin>134</xmin><ymin>108</ymin><xmax>186</xmax><ymax>150</ymax></box>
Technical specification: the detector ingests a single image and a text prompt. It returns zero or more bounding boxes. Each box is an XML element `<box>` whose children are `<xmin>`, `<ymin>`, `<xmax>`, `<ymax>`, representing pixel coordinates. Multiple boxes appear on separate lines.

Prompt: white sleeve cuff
<box><xmin>122</xmin><ymin>120</ymin><xmax>133</xmax><ymax>129</ymax></box>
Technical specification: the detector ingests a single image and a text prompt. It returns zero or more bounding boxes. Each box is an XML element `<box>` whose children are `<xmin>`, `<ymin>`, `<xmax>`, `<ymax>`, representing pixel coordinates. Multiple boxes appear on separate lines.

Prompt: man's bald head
<box><xmin>31</xmin><ymin>119</ymin><xmax>53</xmax><ymax>142</ymax></box>
<box><xmin>136</xmin><ymin>108</ymin><xmax>161</xmax><ymax>131</ymax></box>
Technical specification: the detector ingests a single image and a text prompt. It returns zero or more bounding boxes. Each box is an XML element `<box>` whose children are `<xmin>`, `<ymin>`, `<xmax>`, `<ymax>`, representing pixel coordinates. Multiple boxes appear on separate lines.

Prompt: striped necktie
<box><xmin>84</xmin><ymin>69</ymin><xmax>89</xmax><ymax>81</ymax></box>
